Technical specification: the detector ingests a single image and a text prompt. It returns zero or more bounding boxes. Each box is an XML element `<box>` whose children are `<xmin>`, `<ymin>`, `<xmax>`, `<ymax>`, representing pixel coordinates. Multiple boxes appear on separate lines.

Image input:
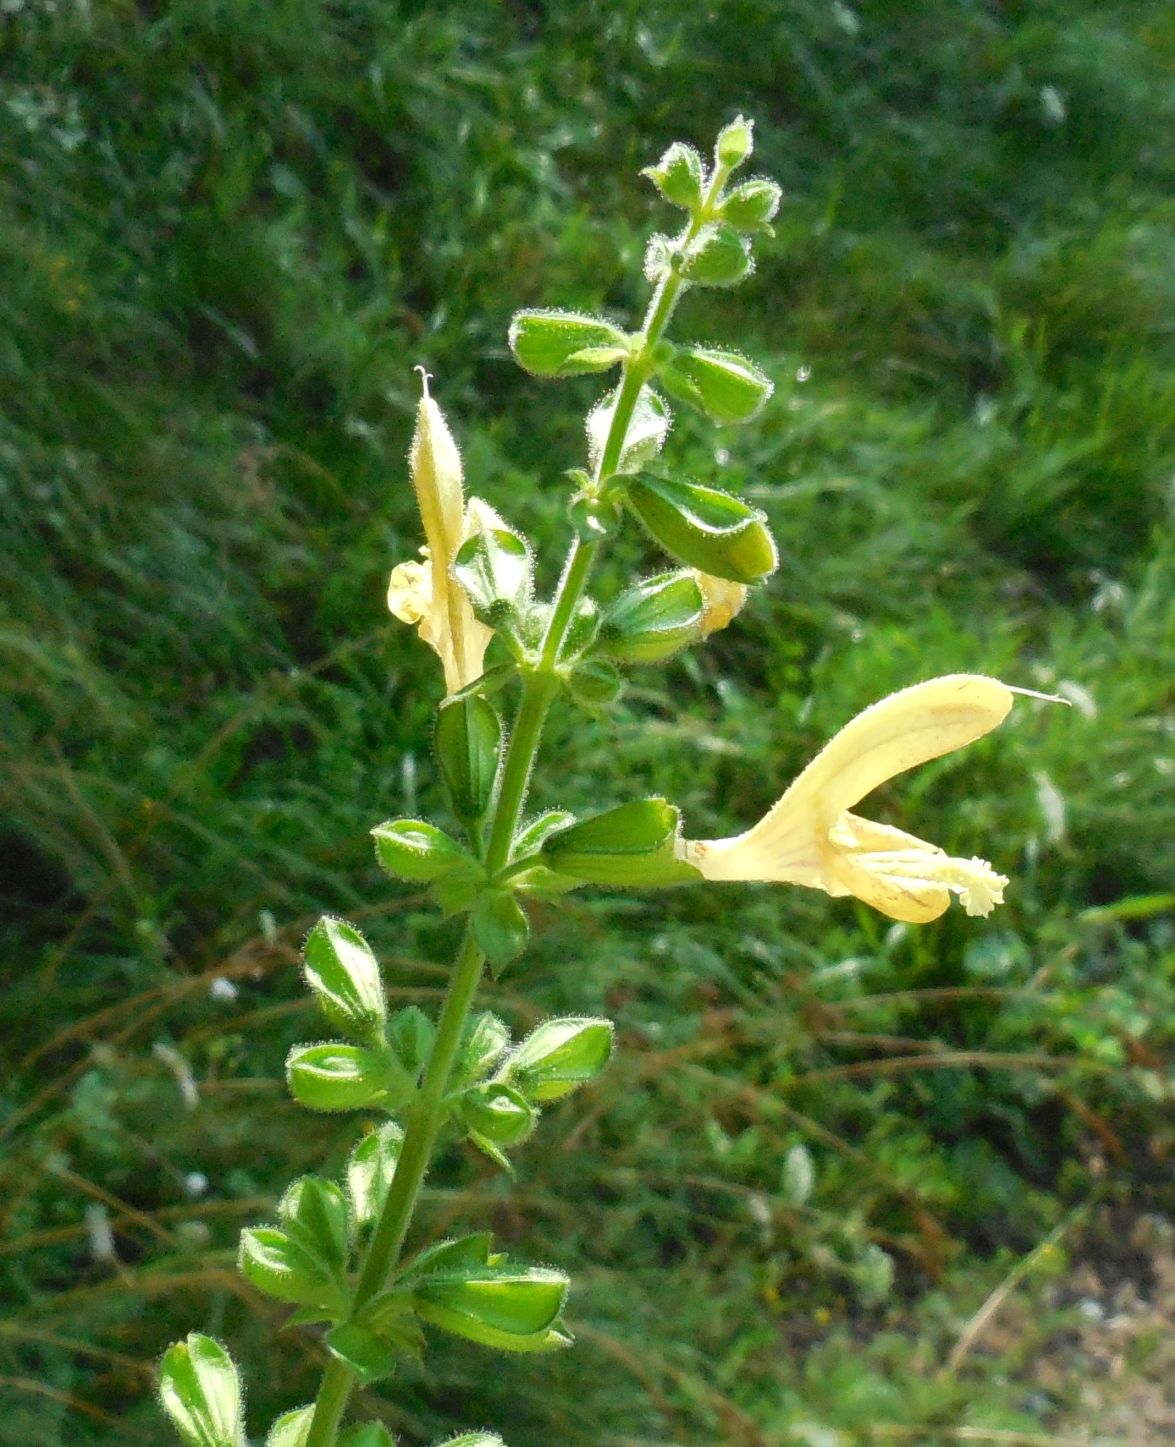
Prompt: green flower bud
<box><xmin>278</xmin><ymin>1176</ymin><xmax>349</xmax><ymax>1270</ymax></box>
<box><xmin>718</xmin><ymin>177</ymin><xmax>782</xmax><ymax>234</ymax></box>
<box><xmin>238</xmin><ymin>1226</ymin><xmax>345</xmax><ymax>1312</ymax></box>
<box><xmin>596</xmin><ymin>572</ymin><xmax>704</xmax><ymax>663</ymax></box>
<box><xmin>641</xmin><ymin>141</ymin><xmax>706</xmax><ymax>211</ymax></box>
<box><xmin>266</xmin><ymin>1406</ymin><xmax>314</xmax><ymax>1447</ymax></box>
<box><xmin>457</xmin><ymin>1081</ymin><xmax>536</xmax><ymax>1146</ymax></box>
<box><xmin>540</xmin><ymin>798</ymin><xmax>700</xmax><ymax>888</ymax></box>
<box><xmin>623</xmin><ymin>473</ymin><xmax>778</xmax><ymax>584</ymax></box>
<box><xmin>302</xmin><ymin>917</ymin><xmax>385</xmax><ymax>1041</ymax></box>
<box><xmin>323</xmin><ymin>1323</ymin><xmax>396</xmax><ymax>1387</ymax></box>
<box><xmin>372</xmin><ymin>819</ymin><xmax>474</xmax><ymax>883</ymax></box>
<box><xmin>680</xmin><ymin>223</ymin><xmax>752</xmax><ymax>287</ymax></box>
<box><xmin>715</xmin><ymin>114</ymin><xmax>754</xmax><ymax>170</ymax></box>
<box><xmin>158</xmin><ymin>1334</ymin><xmax>243</xmax><ymax>1447</ymax></box>
<box><xmin>507</xmin><ymin>1017</ymin><xmax>615</xmax><ymax>1102</ymax></box>
<box><xmin>657</xmin><ymin>346</ymin><xmax>774</xmax><ymax>425</ymax></box>
<box><xmin>413</xmin><ymin>1264</ymin><xmax>568</xmax><ymax>1346</ymax></box>
<box><xmin>347</xmin><ymin>1122</ymin><xmax>404</xmax><ymax>1229</ymax></box>
<box><xmin>508</xmin><ymin>310</ymin><xmax>628</xmax><ymax>377</ymax></box>
<box><xmin>286</xmin><ymin>1043</ymin><xmax>397</xmax><ymax>1113</ymax></box>
<box><xmin>565</xmin><ymin>658</ymin><xmax>623</xmax><ymax>708</ymax></box>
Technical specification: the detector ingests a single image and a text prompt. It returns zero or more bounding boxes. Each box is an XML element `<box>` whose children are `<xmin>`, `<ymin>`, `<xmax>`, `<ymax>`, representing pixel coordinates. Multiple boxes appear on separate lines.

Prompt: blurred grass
<box><xmin>1</xmin><ymin>0</ymin><xmax>1172</xmax><ymax>1443</ymax></box>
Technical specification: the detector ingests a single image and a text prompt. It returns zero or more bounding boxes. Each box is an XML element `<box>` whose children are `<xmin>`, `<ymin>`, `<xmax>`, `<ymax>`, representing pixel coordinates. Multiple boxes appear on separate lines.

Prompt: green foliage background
<box><xmin>1</xmin><ymin>1</ymin><xmax>1172</xmax><ymax>1443</ymax></box>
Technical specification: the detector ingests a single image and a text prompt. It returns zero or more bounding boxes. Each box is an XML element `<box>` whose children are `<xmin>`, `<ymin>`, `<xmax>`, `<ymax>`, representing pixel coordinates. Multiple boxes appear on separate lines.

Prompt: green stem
<box><xmin>301</xmin><ymin>169</ymin><xmax>728</xmax><ymax>1446</ymax></box>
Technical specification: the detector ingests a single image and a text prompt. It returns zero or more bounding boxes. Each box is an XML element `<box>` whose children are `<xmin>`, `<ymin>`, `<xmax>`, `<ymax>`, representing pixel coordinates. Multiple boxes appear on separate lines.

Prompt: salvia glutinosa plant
<box><xmin>159</xmin><ymin>119</ymin><xmax>1061</xmax><ymax>1447</ymax></box>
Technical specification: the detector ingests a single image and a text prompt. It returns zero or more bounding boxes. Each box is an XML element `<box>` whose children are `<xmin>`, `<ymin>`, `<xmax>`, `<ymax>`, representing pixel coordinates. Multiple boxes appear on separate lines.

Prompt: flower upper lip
<box><xmin>679</xmin><ymin>675</ymin><xmax>1027</xmax><ymax>922</ymax></box>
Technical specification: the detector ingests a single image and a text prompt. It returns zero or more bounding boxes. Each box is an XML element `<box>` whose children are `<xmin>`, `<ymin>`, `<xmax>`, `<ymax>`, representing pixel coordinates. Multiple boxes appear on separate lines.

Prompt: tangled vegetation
<box><xmin>1</xmin><ymin>1</ymin><xmax>1172</xmax><ymax>1443</ymax></box>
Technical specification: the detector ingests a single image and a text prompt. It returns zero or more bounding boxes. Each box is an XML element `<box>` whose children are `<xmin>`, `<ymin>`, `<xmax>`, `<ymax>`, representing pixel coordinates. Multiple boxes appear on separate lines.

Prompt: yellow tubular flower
<box><xmin>679</xmin><ymin>675</ymin><xmax>1028</xmax><ymax>922</ymax></box>
<box><xmin>387</xmin><ymin>373</ymin><xmax>495</xmax><ymax>694</ymax></box>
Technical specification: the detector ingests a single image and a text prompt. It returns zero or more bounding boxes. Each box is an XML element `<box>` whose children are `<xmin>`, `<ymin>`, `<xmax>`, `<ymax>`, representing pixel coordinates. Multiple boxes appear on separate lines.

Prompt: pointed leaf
<box><xmin>324</xmin><ymin>1323</ymin><xmax>396</xmax><ymax>1386</ymax></box>
<box><xmin>435</xmin><ymin>695</ymin><xmax>502</xmax><ymax>826</ymax></box>
<box><xmin>348</xmin><ymin>1122</ymin><xmax>404</xmax><ymax>1229</ymax></box>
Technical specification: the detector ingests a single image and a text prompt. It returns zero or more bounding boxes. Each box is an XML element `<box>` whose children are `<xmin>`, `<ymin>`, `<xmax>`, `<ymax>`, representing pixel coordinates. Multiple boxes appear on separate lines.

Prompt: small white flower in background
<box><xmin>680</xmin><ymin>675</ymin><xmax>1061</xmax><ymax>922</ymax></box>
<box><xmin>387</xmin><ymin>372</ymin><xmax>496</xmax><ymax>694</ymax></box>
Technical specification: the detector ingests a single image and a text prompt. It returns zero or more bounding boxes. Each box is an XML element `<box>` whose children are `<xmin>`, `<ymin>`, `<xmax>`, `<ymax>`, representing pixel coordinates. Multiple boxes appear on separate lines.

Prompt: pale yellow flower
<box><xmin>679</xmin><ymin>674</ymin><xmax>1032</xmax><ymax>922</ymax></box>
<box><xmin>387</xmin><ymin>374</ymin><xmax>495</xmax><ymax>694</ymax></box>
<box><xmin>693</xmin><ymin>572</ymin><xmax>749</xmax><ymax>635</ymax></box>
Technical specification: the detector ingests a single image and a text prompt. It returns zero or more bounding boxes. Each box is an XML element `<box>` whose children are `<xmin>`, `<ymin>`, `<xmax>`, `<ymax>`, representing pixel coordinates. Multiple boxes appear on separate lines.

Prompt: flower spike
<box><xmin>679</xmin><ymin>675</ymin><xmax>1022</xmax><ymax>922</ymax></box>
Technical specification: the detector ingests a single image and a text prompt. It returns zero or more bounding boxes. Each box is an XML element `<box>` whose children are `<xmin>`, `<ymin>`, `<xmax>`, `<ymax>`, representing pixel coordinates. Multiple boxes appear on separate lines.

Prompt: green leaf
<box><xmin>540</xmin><ymin>798</ymin><xmax>701</xmax><ymax>888</ymax></box>
<box><xmin>338</xmin><ymin>1426</ymin><xmax>397</xmax><ymax>1447</ymax></box>
<box><xmin>238</xmin><ymin>1227</ymin><xmax>344</xmax><ymax>1313</ymax></box>
<box><xmin>371</xmin><ymin>820</ymin><xmax>474</xmax><ymax>883</ymax></box>
<box><xmin>286</xmin><ymin>1043</ymin><xmax>400</xmax><ymax>1113</ymax></box>
<box><xmin>302</xmin><ymin>917</ymin><xmax>385</xmax><ymax>1041</ymax></box>
<box><xmin>596</xmin><ymin>572</ymin><xmax>704</xmax><ymax>663</ymax></box>
<box><xmin>658</xmin><ymin>346</ymin><xmax>774</xmax><ymax>425</ymax></box>
<box><xmin>435</xmin><ymin>695</ymin><xmax>501</xmax><ymax>826</ymax></box>
<box><xmin>507</xmin><ymin>1018</ymin><xmax>615</xmax><ymax>1102</ymax></box>
<box><xmin>401</xmin><ymin>1233</ymin><xmax>494</xmax><ymax>1282</ymax></box>
<box><xmin>680</xmin><ymin>223</ymin><xmax>752</xmax><ymax>287</ymax></box>
<box><xmin>455</xmin><ymin>1081</ymin><xmax>536</xmax><ymax>1147</ymax></box>
<box><xmin>277</xmin><ymin>1176</ymin><xmax>350</xmax><ymax>1270</ymax></box>
<box><xmin>587</xmin><ymin>384</ymin><xmax>671</xmax><ymax>477</ymax></box>
<box><xmin>471</xmin><ymin>889</ymin><xmax>529</xmax><ymax>971</ymax></box>
<box><xmin>717</xmin><ymin>177</ymin><xmax>782</xmax><ymax>234</ymax></box>
<box><xmin>436</xmin><ymin>1435</ymin><xmax>507</xmax><ymax>1447</ymax></box>
<box><xmin>387</xmin><ymin>1005</ymin><xmax>435</xmax><ymax>1079</ymax></box>
<box><xmin>347</xmin><ymin>1122</ymin><xmax>404</xmax><ymax>1229</ymax></box>
<box><xmin>624</xmin><ymin>474</ymin><xmax>778</xmax><ymax>583</ymax></box>
<box><xmin>158</xmin><ymin>1334</ymin><xmax>243</xmax><ymax>1447</ymax></box>
<box><xmin>324</xmin><ymin>1322</ymin><xmax>396</xmax><ymax>1386</ymax></box>
<box><xmin>508</xmin><ymin>309</ymin><xmax>628</xmax><ymax>377</ymax></box>
<box><xmin>266</xmin><ymin>1407</ymin><xmax>313</xmax><ymax>1447</ymax></box>
<box><xmin>456</xmin><ymin>1012</ymin><xmax>510</xmax><ymax>1085</ymax></box>
<box><xmin>641</xmin><ymin>141</ymin><xmax>705</xmax><ymax>211</ymax></box>
<box><xmin>565</xmin><ymin>658</ymin><xmax>623</xmax><ymax>709</ymax></box>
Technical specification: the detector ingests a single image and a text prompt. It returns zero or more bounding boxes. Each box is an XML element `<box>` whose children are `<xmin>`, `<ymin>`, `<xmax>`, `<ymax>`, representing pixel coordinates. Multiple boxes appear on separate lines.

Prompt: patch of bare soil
<box><xmin>1043</xmin><ymin>1212</ymin><xmax>1174</xmax><ymax>1446</ymax></box>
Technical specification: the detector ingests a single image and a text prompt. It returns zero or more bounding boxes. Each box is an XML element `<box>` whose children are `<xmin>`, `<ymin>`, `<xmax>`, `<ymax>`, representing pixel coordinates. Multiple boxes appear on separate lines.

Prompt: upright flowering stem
<box><xmin>300</xmin><ymin>211</ymin><xmax>720</xmax><ymax>1438</ymax></box>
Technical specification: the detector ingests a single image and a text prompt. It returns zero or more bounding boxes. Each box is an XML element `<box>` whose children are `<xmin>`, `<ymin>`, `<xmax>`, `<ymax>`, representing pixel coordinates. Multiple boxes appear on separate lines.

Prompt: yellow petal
<box><xmin>769</xmin><ymin>674</ymin><xmax>1013</xmax><ymax>821</ymax></box>
<box><xmin>826</xmin><ymin>811</ymin><xmax>1008</xmax><ymax>921</ymax></box>
<box><xmin>387</xmin><ymin>558</ymin><xmax>432</xmax><ymax>625</ymax></box>
<box><xmin>694</xmin><ymin>572</ymin><xmax>748</xmax><ymax>635</ymax></box>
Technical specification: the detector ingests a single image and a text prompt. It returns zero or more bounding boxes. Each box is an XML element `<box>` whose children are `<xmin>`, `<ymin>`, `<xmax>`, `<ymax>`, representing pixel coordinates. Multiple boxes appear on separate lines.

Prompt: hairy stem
<box><xmin>301</xmin><ymin>171</ymin><xmax>726</xmax><ymax>1442</ymax></box>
